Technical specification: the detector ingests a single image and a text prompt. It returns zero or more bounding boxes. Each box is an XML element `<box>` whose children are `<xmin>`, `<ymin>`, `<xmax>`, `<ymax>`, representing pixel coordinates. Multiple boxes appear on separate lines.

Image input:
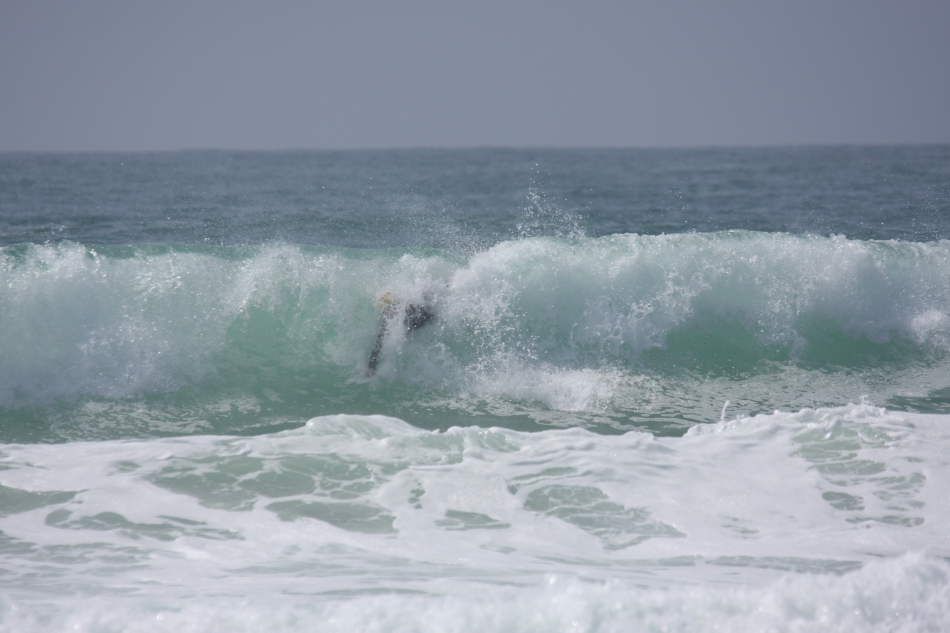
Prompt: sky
<box><xmin>1</xmin><ymin>0</ymin><xmax>949</xmax><ymax>151</ymax></box>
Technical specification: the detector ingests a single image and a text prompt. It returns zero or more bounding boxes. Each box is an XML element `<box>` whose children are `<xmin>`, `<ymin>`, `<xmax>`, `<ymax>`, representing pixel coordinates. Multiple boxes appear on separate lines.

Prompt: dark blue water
<box><xmin>3</xmin><ymin>146</ymin><xmax>948</xmax><ymax>247</ymax></box>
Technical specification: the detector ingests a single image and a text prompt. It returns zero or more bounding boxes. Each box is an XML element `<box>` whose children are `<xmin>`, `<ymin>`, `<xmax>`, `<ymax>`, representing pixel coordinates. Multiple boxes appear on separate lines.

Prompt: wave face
<box><xmin>1</xmin><ymin>405</ymin><xmax>949</xmax><ymax>631</ymax></box>
<box><xmin>2</xmin><ymin>232</ymin><xmax>949</xmax><ymax>440</ymax></box>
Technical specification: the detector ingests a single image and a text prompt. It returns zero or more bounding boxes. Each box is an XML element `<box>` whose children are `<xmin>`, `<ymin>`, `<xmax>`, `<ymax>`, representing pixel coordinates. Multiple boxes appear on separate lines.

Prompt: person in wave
<box><xmin>366</xmin><ymin>291</ymin><xmax>436</xmax><ymax>375</ymax></box>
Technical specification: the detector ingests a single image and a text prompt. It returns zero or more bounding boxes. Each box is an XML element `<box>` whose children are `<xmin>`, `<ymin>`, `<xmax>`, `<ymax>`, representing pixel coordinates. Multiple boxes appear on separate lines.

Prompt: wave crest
<box><xmin>1</xmin><ymin>233</ymin><xmax>948</xmax><ymax>426</ymax></box>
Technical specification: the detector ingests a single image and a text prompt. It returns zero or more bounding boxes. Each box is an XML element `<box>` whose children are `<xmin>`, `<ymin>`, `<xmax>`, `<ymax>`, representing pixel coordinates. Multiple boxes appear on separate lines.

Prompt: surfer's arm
<box><xmin>367</xmin><ymin>294</ymin><xmax>398</xmax><ymax>375</ymax></box>
<box><xmin>366</xmin><ymin>317</ymin><xmax>387</xmax><ymax>375</ymax></box>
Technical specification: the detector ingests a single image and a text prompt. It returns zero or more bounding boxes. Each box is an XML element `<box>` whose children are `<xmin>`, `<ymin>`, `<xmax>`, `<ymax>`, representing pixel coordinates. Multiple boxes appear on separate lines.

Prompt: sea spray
<box><xmin>2</xmin><ymin>233</ymin><xmax>949</xmax><ymax>440</ymax></box>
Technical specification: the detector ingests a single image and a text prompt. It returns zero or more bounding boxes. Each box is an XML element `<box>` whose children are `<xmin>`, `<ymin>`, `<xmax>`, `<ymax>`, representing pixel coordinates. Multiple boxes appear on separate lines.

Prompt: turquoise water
<box><xmin>1</xmin><ymin>147</ymin><xmax>949</xmax><ymax>631</ymax></box>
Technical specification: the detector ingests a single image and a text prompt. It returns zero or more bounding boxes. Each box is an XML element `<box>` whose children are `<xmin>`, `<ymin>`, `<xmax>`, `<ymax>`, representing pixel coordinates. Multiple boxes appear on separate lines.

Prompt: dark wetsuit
<box><xmin>403</xmin><ymin>303</ymin><xmax>435</xmax><ymax>332</ymax></box>
<box><xmin>366</xmin><ymin>302</ymin><xmax>435</xmax><ymax>375</ymax></box>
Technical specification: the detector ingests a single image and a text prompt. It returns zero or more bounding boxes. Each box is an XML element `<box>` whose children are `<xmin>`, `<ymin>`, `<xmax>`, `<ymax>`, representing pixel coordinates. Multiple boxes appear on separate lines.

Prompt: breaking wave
<box><xmin>2</xmin><ymin>232</ymin><xmax>949</xmax><ymax>437</ymax></box>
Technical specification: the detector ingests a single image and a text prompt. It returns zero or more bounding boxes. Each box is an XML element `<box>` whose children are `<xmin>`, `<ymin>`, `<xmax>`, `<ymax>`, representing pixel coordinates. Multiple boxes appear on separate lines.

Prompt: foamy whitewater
<box><xmin>1</xmin><ymin>147</ymin><xmax>949</xmax><ymax>631</ymax></box>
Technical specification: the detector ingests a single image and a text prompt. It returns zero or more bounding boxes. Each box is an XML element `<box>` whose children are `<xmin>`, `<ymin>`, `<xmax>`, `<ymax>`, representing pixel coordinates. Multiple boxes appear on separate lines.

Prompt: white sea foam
<box><xmin>1</xmin><ymin>404</ymin><xmax>948</xmax><ymax>631</ymax></box>
<box><xmin>2</xmin><ymin>554</ymin><xmax>946</xmax><ymax>632</ymax></box>
<box><xmin>467</xmin><ymin>361</ymin><xmax>623</xmax><ymax>412</ymax></box>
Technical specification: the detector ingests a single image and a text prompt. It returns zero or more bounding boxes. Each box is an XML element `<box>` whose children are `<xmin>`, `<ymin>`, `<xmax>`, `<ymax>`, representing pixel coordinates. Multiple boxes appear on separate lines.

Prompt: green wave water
<box><xmin>3</xmin><ymin>232</ymin><xmax>948</xmax><ymax>442</ymax></box>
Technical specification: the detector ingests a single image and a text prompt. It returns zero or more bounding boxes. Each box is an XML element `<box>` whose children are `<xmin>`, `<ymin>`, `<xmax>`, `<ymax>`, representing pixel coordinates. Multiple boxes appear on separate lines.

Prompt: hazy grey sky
<box><xmin>2</xmin><ymin>0</ymin><xmax>948</xmax><ymax>150</ymax></box>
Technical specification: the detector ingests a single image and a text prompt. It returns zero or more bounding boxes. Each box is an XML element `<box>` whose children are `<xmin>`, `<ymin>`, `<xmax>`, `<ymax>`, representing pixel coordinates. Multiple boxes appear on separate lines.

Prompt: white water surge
<box><xmin>1</xmin><ymin>403</ymin><xmax>948</xmax><ymax>631</ymax></box>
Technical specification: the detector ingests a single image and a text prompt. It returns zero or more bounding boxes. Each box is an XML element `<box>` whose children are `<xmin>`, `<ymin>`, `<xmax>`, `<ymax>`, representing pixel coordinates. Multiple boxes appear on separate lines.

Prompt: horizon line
<box><xmin>2</xmin><ymin>140</ymin><xmax>949</xmax><ymax>155</ymax></box>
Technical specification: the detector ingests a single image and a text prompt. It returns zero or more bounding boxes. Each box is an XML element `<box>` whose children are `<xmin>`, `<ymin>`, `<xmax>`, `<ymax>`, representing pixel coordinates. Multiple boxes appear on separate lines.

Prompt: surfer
<box><xmin>366</xmin><ymin>292</ymin><xmax>435</xmax><ymax>375</ymax></box>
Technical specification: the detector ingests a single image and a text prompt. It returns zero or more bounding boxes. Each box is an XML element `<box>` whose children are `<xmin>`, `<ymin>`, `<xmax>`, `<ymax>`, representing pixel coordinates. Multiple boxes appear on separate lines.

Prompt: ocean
<box><xmin>1</xmin><ymin>146</ymin><xmax>949</xmax><ymax>631</ymax></box>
